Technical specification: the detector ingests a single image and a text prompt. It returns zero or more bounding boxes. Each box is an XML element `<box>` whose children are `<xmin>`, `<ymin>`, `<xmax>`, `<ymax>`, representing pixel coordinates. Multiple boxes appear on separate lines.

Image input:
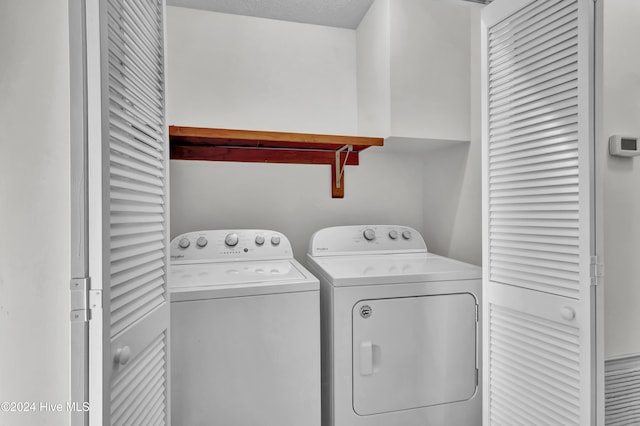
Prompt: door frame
<box><xmin>69</xmin><ymin>0</ymin><xmax>90</xmax><ymax>424</ymax></box>
<box><xmin>593</xmin><ymin>0</ymin><xmax>606</xmax><ymax>423</ymax></box>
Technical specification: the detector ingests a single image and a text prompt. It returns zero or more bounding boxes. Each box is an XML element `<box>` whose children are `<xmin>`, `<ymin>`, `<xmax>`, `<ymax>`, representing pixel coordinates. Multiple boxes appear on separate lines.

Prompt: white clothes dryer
<box><xmin>306</xmin><ymin>225</ymin><xmax>482</xmax><ymax>426</ymax></box>
<box><xmin>170</xmin><ymin>229</ymin><xmax>320</xmax><ymax>426</ymax></box>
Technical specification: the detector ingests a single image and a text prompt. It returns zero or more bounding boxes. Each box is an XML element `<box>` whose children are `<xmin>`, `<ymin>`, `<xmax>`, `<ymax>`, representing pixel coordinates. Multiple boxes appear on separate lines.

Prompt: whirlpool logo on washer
<box><xmin>360</xmin><ymin>305</ymin><xmax>372</xmax><ymax>319</ymax></box>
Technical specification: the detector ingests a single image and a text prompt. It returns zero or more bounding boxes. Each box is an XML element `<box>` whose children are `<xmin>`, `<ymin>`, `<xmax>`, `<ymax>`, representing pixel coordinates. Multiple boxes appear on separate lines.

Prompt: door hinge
<box><xmin>590</xmin><ymin>256</ymin><xmax>604</xmax><ymax>286</ymax></box>
<box><xmin>70</xmin><ymin>278</ymin><xmax>102</xmax><ymax>322</ymax></box>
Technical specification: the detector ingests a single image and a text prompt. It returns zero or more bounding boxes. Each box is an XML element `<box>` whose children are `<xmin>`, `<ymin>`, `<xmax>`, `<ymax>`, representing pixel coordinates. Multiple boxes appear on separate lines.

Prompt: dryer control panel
<box><xmin>171</xmin><ymin>229</ymin><xmax>293</xmax><ymax>263</ymax></box>
<box><xmin>309</xmin><ymin>225</ymin><xmax>427</xmax><ymax>257</ymax></box>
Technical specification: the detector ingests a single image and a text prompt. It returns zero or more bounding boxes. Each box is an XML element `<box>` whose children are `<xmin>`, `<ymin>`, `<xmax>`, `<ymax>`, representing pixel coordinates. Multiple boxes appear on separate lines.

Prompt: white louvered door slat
<box><xmin>87</xmin><ymin>0</ymin><xmax>169</xmax><ymax>424</ymax></box>
<box><xmin>482</xmin><ymin>0</ymin><xmax>596</xmax><ymax>424</ymax></box>
<box><xmin>605</xmin><ymin>356</ymin><xmax>640</xmax><ymax>425</ymax></box>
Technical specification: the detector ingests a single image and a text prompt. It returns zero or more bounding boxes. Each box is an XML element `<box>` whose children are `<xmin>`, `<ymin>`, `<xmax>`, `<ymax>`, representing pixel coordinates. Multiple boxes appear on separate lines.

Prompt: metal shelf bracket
<box><xmin>335</xmin><ymin>144</ymin><xmax>353</xmax><ymax>190</ymax></box>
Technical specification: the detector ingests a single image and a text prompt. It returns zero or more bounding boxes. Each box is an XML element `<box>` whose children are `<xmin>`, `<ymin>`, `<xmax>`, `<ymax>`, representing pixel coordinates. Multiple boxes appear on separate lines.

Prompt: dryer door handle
<box><xmin>360</xmin><ymin>341</ymin><xmax>374</xmax><ymax>376</ymax></box>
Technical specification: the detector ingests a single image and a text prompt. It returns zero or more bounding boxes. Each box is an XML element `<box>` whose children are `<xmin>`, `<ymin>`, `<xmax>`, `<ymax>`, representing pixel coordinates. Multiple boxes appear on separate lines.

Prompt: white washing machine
<box><xmin>170</xmin><ymin>229</ymin><xmax>320</xmax><ymax>426</ymax></box>
<box><xmin>306</xmin><ymin>225</ymin><xmax>482</xmax><ymax>426</ymax></box>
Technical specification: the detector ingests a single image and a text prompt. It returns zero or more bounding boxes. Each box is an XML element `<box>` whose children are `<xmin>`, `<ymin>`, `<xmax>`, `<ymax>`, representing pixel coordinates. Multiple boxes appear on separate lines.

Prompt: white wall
<box><xmin>356</xmin><ymin>0</ymin><xmax>471</xmax><ymax>142</ymax></box>
<box><xmin>439</xmin><ymin>7</ymin><xmax>482</xmax><ymax>266</ymax></box>
<box><xmin>167</xmin><ymin>6</ymin><xmax>357</xmax><ymax>134</ymax></box>
<box><xmin>0</xmin><ymin>1</ymin><xmax>70</xmax><ymax>425</ymax></box>
<box><xmin>355</xmin><ymin>0</ymin><xmax>480</xmax><ymax>264</ymax></box>
<box><xmin>389</xmin><ymin>0</ymin><xmax>471</xmax><ymax>141</ymax></box>
<box><xmin>419</xmin><ymin>8</ymin><xmax>480</xmax><ymax>266</ymax></box>
<box><xmin>168</xmin><ymin>7</ymin><xmax>425</xmax><ymax>261</ymax></box>
<box><xmin>602</xmin><ymin>0</ymin><xmax>640</xmax><ymax>358</ymax></box>
<box><xmin>356</xmin><ymin>0</ymin><xmax>391</xmax><ymax>137</ymax></box>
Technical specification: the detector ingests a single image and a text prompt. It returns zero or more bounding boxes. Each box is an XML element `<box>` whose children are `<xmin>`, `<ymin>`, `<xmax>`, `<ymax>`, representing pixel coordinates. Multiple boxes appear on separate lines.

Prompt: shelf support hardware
<box><xmin>335</xmin><ymin>144</ymin><xmax>353</xmax><ymax>190</ymax></box>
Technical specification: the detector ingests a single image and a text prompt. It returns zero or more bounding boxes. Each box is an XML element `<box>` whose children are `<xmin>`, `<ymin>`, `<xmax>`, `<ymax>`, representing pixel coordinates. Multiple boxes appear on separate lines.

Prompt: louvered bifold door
<box><xmin>86</xmin><ymin>0</ymin><xmax>170</xmax><ymax>424</ymax></box>
<box><xmin>481</xmin><ymin>0</ymin><xmax>596</xmax><ymax>425</ymax></box>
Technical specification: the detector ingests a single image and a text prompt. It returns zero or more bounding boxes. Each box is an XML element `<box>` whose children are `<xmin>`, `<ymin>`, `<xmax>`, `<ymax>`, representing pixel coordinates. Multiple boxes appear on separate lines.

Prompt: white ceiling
<box><xmin>166</xmin><ymin>0</ymin><xmax>376</xmax><ymax>29</ymax></box>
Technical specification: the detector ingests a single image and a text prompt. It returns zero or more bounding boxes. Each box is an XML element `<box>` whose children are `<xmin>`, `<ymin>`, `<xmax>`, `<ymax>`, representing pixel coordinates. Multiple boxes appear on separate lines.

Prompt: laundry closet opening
<box><xmin>165</xmin><ymin>0</ymin><xmax>482</xmax><ymax>265</ymax></box>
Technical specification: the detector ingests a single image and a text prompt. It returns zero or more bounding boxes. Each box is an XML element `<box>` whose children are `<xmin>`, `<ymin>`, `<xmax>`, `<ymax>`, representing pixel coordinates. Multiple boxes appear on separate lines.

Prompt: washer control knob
<box><xmin>388</xmin><ymin>230</ymin><xmax>398</xmax><ymax>240</ymax></box>
<box><xmin>196</xmin><ymin>237</ymin><xmax>208</xmax><ymax>248</ymax></box>
<box><xmin>402</xmin><ymin>230</ymin><xmax>412</xmax><ymax>240</ymax></box>
<box><xmin>178</xmin><ymin>238</ymin><xmax>190</xmax><ymax>249</ymax></box>
<box><xmin>363</xmin><ymin>229</ymin><xmax>376</xmax><ymax>241</ymax></box>
<box><xmin>271</xmin><ymin>235</ymin><xmax>281</xmax><ymax>246</ymax></box>
<box><xmin>225</xmin><ymin>233</ymin><xmax>239</xmax><ymax>247</ymax></box>
<box><xmin>255</xmin><ymin>235</ymin><xmax>265</xmax><ymax>246</ymax></box>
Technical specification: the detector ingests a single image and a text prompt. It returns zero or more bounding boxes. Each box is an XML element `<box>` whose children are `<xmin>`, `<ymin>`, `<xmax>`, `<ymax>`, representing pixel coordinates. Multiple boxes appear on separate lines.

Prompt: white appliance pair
<box><xmin>169</xmin><ymin>226</ymin><xmax>481</xmax><ymax>426</ymax></box>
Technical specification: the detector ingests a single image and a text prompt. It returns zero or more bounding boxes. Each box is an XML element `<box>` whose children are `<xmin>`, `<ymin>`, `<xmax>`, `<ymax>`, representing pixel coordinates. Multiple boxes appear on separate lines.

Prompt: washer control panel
<box><xmin>171</xmin><ymin>229</ymin><xmax>293</xmax><ymax>263</ymax></box>
<box><xmin>309</xmin><ymin>225</ymin><xmax>427</xmax><ymax>257</ymax></box>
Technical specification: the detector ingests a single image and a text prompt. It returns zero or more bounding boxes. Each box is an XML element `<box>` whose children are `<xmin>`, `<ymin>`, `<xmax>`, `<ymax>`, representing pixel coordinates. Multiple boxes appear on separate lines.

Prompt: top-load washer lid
<box><xmin>169</xmin><ymin>230</ymin><xmax>318</xmax><ymax>301</ymax></box>
<box><xmin>307</xmin><ymin>225</ymin><xmax>481</xmax><ymax>286</ymax></box>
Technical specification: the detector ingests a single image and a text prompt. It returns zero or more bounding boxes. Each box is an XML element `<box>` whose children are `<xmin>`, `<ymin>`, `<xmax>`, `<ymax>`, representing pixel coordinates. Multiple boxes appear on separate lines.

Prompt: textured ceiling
<box><xmin>166</xmin><ymin>0</ymin><xmax>375</xmax><ymax>29</ymax></box>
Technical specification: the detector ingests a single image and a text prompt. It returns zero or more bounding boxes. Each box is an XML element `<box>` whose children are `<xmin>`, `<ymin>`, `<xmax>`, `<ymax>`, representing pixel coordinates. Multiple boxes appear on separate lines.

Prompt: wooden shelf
<box><xmin>169</xmin><ymin>126</ymin><xmax>384</xmax><ymax>198</ymax></box>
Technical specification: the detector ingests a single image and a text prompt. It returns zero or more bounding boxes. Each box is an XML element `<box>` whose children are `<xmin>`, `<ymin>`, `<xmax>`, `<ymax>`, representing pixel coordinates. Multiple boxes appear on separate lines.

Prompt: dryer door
<box><xmin>352</xmin><ymin>293</ymin><xmax>478</xmax><ymax>415</ymax></box>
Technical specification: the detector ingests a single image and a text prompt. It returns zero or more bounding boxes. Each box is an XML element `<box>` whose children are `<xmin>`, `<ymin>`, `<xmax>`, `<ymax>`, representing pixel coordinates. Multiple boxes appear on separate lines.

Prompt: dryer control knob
<box><xmin>363</xmin><ymin>229</ymin><xmax>376</xmax><ymax>241</ymax></box>
<box><xmin>255</xmin><ymin>235</ymin><xmax>265</xmax><ymax>246</ymax></box>
<box><xmin>225</xmin><ymin>233</ymin><xmax>239</xmax><ymax>247</ymax></box>
<box><xmin>196</xmin><ymin>237</ymin><xmax>208</xmax><ymax>248</ymax></box>
<box><xmin>402</xmin><ymin>230</ymin><xmax>412</xmax><ymax>240</ymax></box>
<box><xmin>178</xmin><ymin>238</ymin><xmax>190</xmax><ymax>249</ymax></box>
<box><xmin>388</xmin><ymin>230</ymin><xmax>398</xmax><ymax>240</ymax></box>
<box><xmin>271</xmin><ymin>235</ymin><xmax>281</xmax><ymax>246</ymax></box>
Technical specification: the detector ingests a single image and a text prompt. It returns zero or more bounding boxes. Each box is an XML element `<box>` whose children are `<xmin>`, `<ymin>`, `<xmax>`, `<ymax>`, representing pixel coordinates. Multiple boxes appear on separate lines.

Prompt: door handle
<box><xmin>360</xmin><ymin>341</ymin><xmax>373</xmax><ymax>376</ymax></box>
<box><xmin>115</xmin><ymin>346</ymin><xmax>131</xmax><ymax>366</ymax></box>
<box><xmin>560</xmin><ymin>306</ymin><xmax>576</xmax><ymax>321</ymax></box>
